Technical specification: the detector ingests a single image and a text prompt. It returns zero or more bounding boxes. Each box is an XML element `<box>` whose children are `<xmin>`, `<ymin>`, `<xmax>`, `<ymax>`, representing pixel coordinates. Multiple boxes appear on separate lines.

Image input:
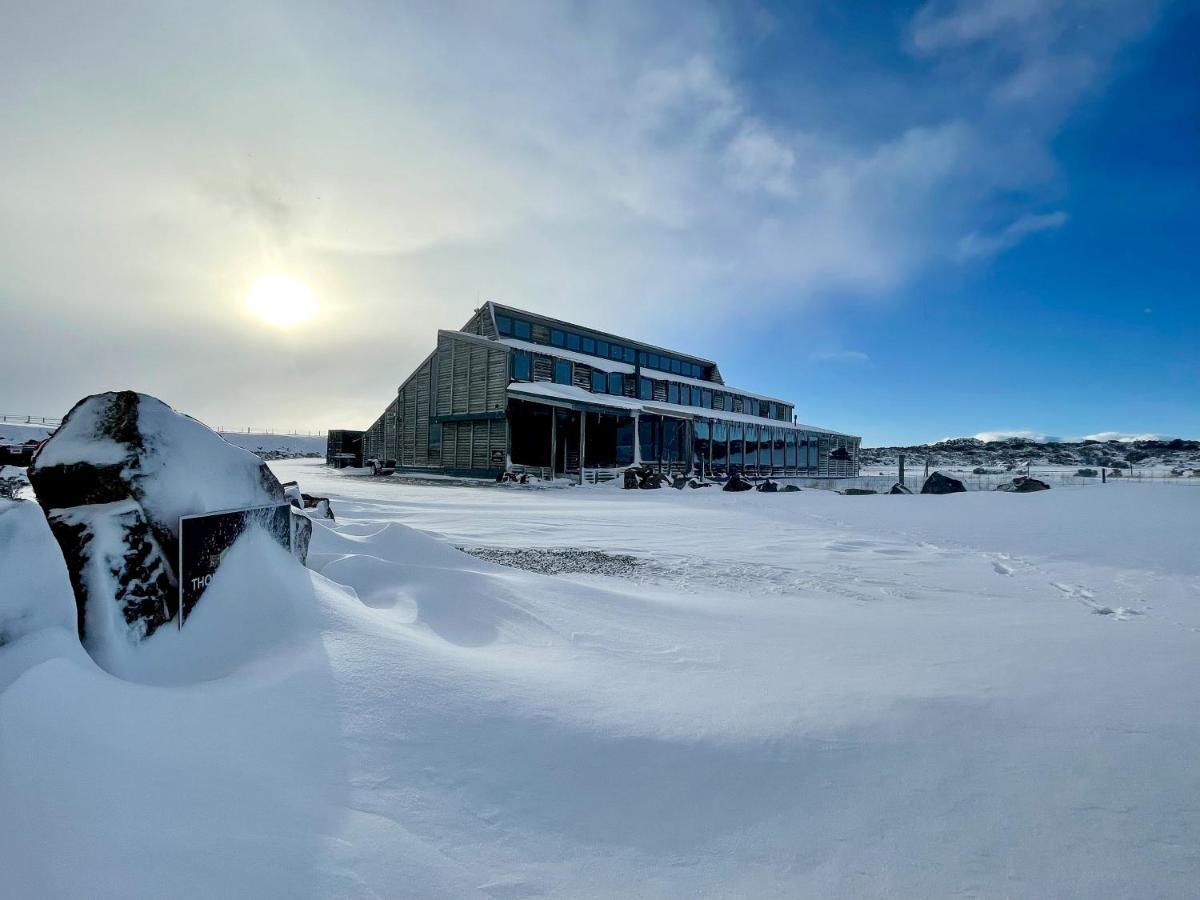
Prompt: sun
<box><xmin>246</xmin><ymin>274</ymin><xmax>317</xmax><ymax>327</ymax></box>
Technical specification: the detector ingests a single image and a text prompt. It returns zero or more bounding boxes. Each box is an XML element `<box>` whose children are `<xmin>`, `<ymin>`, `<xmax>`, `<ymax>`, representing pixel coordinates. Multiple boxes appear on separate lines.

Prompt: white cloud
<box><xmin>0</xmin><ymin>0</ymin><xmax>1165</xmax><ymax>427</ymax></box>
<box><xmin>1083</xmin><ymin>432</ymin><xmax>1172</xmax><ymax>443</ymax></box>
<box><xmin>973</xmin><ymin>430</ymin><xmax>1061</xmax><ymax>443</ymax></box>
<box><xmin>957</xmin><ymin>210</ymin><xmax>1068</xmax><ymax>259</ymax></box>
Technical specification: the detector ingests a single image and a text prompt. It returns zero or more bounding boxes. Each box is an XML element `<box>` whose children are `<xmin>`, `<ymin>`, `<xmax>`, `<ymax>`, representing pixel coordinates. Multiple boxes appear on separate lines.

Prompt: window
<box><xmin>690</xmin><ymin>386</ymin><xmax>701</xmax><ymax>406</ymax></box>
<box><xmin>647</xmin><ymin>352</ymin><xmax>659</xmax><ymax>369</ymax></box>
<box><xmin>768</xmin><ymin>402</ymin><xmax>777</xmax><ymax>420</ymax></box>
<box><xmin>608</xmin><ymin>372</ymin><xmax>622</xmax><ymax>394</ymax></box>
<box><xmin>566</xmin><ymin>333</ymin><xmax>580</xmax><ymax>351</ymax></box>
<box><xmin>496</xmin><ymin>314</ymin><xmax>513</xmax><ymax>335</ymax></box>
<box><xmin>610</xmin><ymin>343</ymin><xmax>623</xmax><ymax>360</ymax></box>
<box><xmin>514</xmin><ymin>319</ymin><xmax>531</xmax><ymax>340</ymax></box>
<box><xmin>693</xmin><ymin>364</ymin><xmax>704</xmax><ymax>378</ymax></box>
<box><xmin>554</xmin><ymin>360</ymin><xmax>571</xmax><ymax>384</ymax></box>
<box><xmin>551</xmin><ymin>329</ymin><xmax>565</xmax><ymax>347</ymax></box>
<box><xmin>596</xmin><ymin>340</ymin><xmax>609</xmax><ymax>358</ymax></box>
<box><xmin>429</xmin><ymin>422</ymin><xmax>441</xmax><ymax>451</ymax></box>
<box><xmin>670</xmin><ymin>358</ymin><xmax>682</xmax><ymax>374</ymax></box>
<box><xmin>582</xmin><ymin>336</ymin><xmax>595</xmax><ymax>354</ymax></box>
<box><xmin>668</xmin><ymin>383</ymin><xmax>680</xmax><ymax>404</ymax></box>
<box><xmin>639</xmin><ymin>377</ymin><xmax>652</xmax><ymax>400</ymax></box>
<box><xmin>748</xmin><ymin>398</ymin><xmax>760</xmax><ymax>418</ymax></box>
<box><xmin>623</xmin><ymin>347</ymin><xmax>635</xmax><ymax>364</ymax></box>
<box><xmin>638</xmin><ymin>351</ymin><xmax>648</xmax><ymax>366</ymax></box>
<box><xmin>512</xmin><ymin>351</ymin><xmax>531</xmax><ymax>381</ymax></box>
<box><xmin>591</xmin><ymin>371</ymin><xmax>606</xmax><ymax>393</ymax></box>
<box><xmin>702</xmin><ymin>389</ymin><xmax>712</xmax><ymax>408</ymax></box>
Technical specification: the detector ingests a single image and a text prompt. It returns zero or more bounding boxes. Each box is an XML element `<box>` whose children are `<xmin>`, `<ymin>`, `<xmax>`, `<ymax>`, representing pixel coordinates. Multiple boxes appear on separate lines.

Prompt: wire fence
<box><xmin>1</xmin><ymin>414</ymin><xmax>325</xmax><ymax>437</ymax></box>
<box><xmin>849</xmin><ymin>467</ymin><xmax>1200</xmax><ymax>493</ymax></box>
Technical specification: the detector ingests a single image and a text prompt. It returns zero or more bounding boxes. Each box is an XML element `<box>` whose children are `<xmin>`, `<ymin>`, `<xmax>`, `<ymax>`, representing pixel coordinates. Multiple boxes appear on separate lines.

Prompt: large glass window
<box><xmin>711</xmin><ymin>421</ymin><xmax>728</xmax><ymax>468</ymax></box>
<box><xmin>608</xmin><ymin>372</ymin><xmax>623</xmax><ymax>395</ymax></box>
<box><xmin>496</xmin><ymin>314</ymin><xmax>513</xmax><ymax>335</ymax></box>
<box><xmin>670</xmin><ymin>358</ymin><xmax>682</xmax><ymax>374</ymax></box>
<box><xmin>638</xmin><ymin>351</ymin><xmax>648</xmax><ymax>366</ymax></box>
<box><xmin>554</xmin><ymin>360</ymin><xmax>571</xmax><ymax>384</ymax></box>
<box><xmin>749</xmin><ymin>398</ymin><xmax>760</xmax><ymax>418</ymax></box>
<box><xmin>639</xmin><ymin>377</ymin><xmax>652</xmax><ymax>400</ymax></box>
<box><xmin>729</xmin><ymin>423</ymin><xmax>744</xmax><ymax>468</ymax></box>
<box><xmin>582</xmin><ymin>336</ymin><xmax>595</xmax><ymax>354</ymax></box>
<box><xmin>690</xmin><ymin>386</ymin><xmax>701</xmax><ymax>406</ymax></box>
<box><xmin>551</xmin><ymin>329</ymin><xmax>565</xmax><ymax>347</ymax></box>
<box><xmin>512</xmin><ymin>351</ymin><xmax>531</xmax><ymax>381</ymax></box>
<box><xmin>623</xmin><ymin>347</ymin><xmax>635</xmax><ymax>364</ymax></box>
<box><xmin>610</xmin><ymin>343</ymin><xmax>623</xmax><ymax>360</ymax></box>
<box><xmin>668</xmin><ymin>383</ymin><xmax>680</xmax><ymax>405</ymax></box>
<box><xmin>514</xmin><ymin>319</ymin><xmax>531</xmax><ymax>340</ymax></box>
<box><xmin>566</xmin><ymin>333</ymin><xmax>580</xmax><ymax>351</ymax></box>
<box><xmin>596</xmin><ymin>339</ymin><xmax>609</xmax><ymax>358</ymax></box>
<box><xmin>647</xmin><ymin>352</ymin><xmax>659</xmax><ymax>369</ymax></box>
<box><xmin>591</xmin><ymin>371</ymin><xmax>606</xmax><ymax>393</ymax></box>
<box><xmin>745</xmin><ymin>425</ymin><xmax>758</xmax><ymax>470</ymax></box>
<box><xmin>702</xmin><ymin>390</ymin><xmax>712</xmax><ymax>408</ymax></box>
<box><xmin>639</xmin><ymin>417</ymin><xmax>660</xmax><ymax>463</ymax></box>
<box><xmin>773</xmin><ymin>431</ymin><xmax>785</xmax><ymax>468</ymax></box>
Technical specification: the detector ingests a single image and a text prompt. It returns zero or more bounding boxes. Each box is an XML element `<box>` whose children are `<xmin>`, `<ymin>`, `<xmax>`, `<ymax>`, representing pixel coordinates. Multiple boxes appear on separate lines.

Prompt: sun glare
<box><xmin>246</xmin><ymin>274</ymin><xmax>317</xmax><ymax>327</ymax></box>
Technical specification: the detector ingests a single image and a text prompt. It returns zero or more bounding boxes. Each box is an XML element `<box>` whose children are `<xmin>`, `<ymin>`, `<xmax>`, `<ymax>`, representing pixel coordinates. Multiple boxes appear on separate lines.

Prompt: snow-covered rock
<box><xmin>920</xmin><ymin>471</ymin><xmax>966</xmax><ymax>494</ymax></box>
<box><xmin>27</xmin><ymin>391</ymin><xmax>293</xmax><ymax>668</ymax></box>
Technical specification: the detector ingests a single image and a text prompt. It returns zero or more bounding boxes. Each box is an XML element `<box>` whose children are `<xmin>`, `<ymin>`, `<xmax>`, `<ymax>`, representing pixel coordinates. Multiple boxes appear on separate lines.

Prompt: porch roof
<box><xmin>506</xmin><ymin>382</ymin><xmax>858</xmax><ymax>439</ymax></box>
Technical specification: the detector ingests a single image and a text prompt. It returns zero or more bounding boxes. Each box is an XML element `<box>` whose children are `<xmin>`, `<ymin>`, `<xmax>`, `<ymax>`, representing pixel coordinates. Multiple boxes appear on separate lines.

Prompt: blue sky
<box><xmin>1</xmin><ymin>0</ymin><xmax>1196</xmax><ymax>444</ymax></box>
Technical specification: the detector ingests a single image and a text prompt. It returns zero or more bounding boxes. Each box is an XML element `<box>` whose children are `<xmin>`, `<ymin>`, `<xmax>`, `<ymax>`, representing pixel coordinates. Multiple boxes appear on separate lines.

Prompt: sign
<box><xmin>178</xmin><ymin>502</ymin><xmax>293</xmax><ymax>625</ymax></box>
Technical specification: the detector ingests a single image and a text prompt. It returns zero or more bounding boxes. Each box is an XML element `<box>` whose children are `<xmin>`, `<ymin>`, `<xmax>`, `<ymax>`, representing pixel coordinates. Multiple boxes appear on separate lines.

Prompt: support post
<box><xmin>632</xmin><ymin>414</ymin><xmax>641</xmax><ymax>466</ymax></box>
<box><xmin>578</xmin><ymin>412</ymin><xmax>586</xmax><ymax>486</ymax></box>
<box><xmin>549</xmin><ymin>409</ymin><xmax>556</xmax><ymax>481</ymax></box>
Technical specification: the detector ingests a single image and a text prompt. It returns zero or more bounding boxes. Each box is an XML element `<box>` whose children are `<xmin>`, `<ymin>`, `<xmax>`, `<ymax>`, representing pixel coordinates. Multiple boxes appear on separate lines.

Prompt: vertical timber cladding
<box><xmin>434</xmin><ymin>331</ymin><xmax>510</xmax><ymax>473</ymax></box>
<box><xmin>383</xmin><ymin>396</ymin><xmax>399</xmax><ymax>463</ymax></box>
<box><xmin>398</xmin><ymin>351</ymin><xmax>434</xmax><ymax>468</ymax></box>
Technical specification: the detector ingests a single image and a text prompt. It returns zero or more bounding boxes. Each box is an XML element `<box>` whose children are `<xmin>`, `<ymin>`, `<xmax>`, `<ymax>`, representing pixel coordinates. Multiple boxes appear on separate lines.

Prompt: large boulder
<box><xmin>723</xmin><ymin>474</ymin><xmax>754</xmax><ymax>492</ymax></box>
<box><xmin>921</xmin><ymin>471</ymin><xmax>966</xmax><ymax>495</ymax></box>
<box><xmin>889</xmin><ymin>482</ymin><xmax>913</xmax><ymax>494</ymax></box>
<box><xmin>996</xmin><ymin>476</ymin><xmax>1050</xmax><ymax>493</ymax></box>
<box><xmin>757</xmin><ymin>479</ymin><xmax>779</xmax><ymax>493</ymax></box>
<box><xmin>27</xmin><ymin>391</ymin><xmax>298</xmax><ymax>668</ymax></box>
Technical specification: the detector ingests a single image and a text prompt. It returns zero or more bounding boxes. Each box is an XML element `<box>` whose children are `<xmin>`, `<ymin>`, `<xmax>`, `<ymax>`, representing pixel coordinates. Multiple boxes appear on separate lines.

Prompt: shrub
<box><xmin>1075</xmin><ymin>468</ymin><xmax>1098</xmax><ymax>478</ymax></box>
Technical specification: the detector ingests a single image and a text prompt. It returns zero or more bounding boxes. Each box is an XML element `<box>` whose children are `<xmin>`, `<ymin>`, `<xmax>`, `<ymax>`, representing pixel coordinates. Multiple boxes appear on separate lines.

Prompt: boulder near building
<box><xmin>332</xmin><ymin>303</ymin><xmax>860</xmax><ymax>481</ymax></box>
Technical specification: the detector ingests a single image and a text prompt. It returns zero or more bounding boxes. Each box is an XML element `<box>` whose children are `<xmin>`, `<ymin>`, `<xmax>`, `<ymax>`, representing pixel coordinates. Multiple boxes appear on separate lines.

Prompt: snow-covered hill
<box><xmin>216</xmin><ymin>431</ymin><xmax>325</xmax><ymax>460</ymax></box>
<box><xmin>864</xmin><ymin>435</ymin><xmax>1200</xmax><ymax>473</ymax></box>
<box><xmin>2</xmin><ymin>460</ymin><xmax>1197</xmax><ymax>896</ymax></box>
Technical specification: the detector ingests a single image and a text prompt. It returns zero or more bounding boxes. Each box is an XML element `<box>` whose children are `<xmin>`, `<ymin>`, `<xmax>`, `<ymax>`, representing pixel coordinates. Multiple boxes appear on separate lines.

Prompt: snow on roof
<box><xmin>506</xmin><ymin>382</ymin><xmax>856</xmax><ymax>437</ymax></box>
<box><xmin>508</xmin><ymin>381</ymin><xmax>642</xmax><ymax>413</ymax></box>
<box><xmin>497</xmin><ymin>338</ymin><xmax>636</xmax><ymax>374</ymax></box>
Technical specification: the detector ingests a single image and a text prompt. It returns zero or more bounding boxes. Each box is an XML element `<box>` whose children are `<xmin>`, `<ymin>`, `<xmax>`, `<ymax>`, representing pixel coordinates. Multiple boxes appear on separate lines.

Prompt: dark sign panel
<box><xmin>178</xmin><ymin>503</ymin><xmax>293</xmax><ymax>625</ymax></box>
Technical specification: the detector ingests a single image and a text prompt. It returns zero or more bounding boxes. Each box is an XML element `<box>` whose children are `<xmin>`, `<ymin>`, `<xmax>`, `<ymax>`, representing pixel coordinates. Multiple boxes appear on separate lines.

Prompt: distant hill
<box><xmin>1</xmin><ymin>421</ymin><xmax>323</xmax><ymax>461</ymax></box>
<box><xmin>863</xmin><ymin>437</ymin><xmax>1200</xmax><ymax>472</ymax></box>
<box><xmin>217</xmin><ymin>432</ymin><xmax>325</xmax><ymax>460</ymax></box>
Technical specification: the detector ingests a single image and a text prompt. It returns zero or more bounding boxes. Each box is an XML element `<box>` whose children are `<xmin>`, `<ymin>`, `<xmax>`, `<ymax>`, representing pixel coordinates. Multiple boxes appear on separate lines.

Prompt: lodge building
<box><xmin>342</xmin><ymin>302</ymin><xmax>860</xmax><ymax>481</ymax></box>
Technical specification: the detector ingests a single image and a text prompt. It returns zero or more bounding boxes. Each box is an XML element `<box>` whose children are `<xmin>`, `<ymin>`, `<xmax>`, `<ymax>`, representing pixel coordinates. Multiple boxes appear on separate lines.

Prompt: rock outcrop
<box><xmin>722</xmin><ymin>474</ymin><xmax>754</xmax><ymax>492</ymax></box>
<box><xmin>996</xmin><ymin>476</ymin><xmax>1050</xmax><ymax>493</ymax></box>
<box><xmin>920</xmin><ymin>472</ymin><xmax>966</xmax><ymax>495</ymax></box>
<box><xmin>27</xmin><ymin>391</ymin><xmax>299</xmax><ymax>666</ymax></box>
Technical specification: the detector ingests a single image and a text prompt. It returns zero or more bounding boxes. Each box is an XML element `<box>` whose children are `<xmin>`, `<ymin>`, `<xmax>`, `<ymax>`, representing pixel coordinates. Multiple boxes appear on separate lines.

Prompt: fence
<box><xmin>1</xmin><ymin>415</ymin><xmax>324</xmax><ymax>437</ymax></box>
<box><xmin>848</xmin><ymin>467</ymin><xmax>1200</xmax><ymax>493</ymax></box>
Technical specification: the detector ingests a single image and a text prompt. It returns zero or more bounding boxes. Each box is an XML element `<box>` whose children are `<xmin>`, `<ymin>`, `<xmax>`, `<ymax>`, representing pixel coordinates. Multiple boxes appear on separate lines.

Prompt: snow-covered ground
<box><xmin>2</xmin><ymin>459</ymin><xmax>1197</xmax><ymax>897</ymax></box>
